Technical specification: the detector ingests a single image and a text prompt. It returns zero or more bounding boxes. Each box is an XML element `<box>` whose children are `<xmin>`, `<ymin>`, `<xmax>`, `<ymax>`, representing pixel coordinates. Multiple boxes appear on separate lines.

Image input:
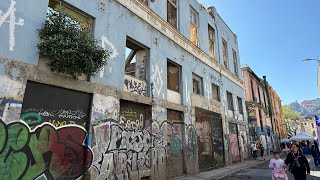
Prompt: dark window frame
<box><xmin>227</xmin><ymin>91</ymin><xmax>234</xmax><ymax>111</ymax></box>
<box><xmin>167</xmin><ymin>0</ymin><xmax>178</xmax><ymax>29</ymax></box>
<box><xmin>167</xmin><ymin>59</ymin><xmax>181</xmax><ymax>93</ymax></box>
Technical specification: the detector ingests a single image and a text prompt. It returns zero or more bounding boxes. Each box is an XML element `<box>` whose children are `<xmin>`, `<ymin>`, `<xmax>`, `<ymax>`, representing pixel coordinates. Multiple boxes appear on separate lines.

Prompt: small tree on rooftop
<box><xmin>37</xmin><ymin>8</ymin><xmax>109</xmax><ymax>79</ymax></box>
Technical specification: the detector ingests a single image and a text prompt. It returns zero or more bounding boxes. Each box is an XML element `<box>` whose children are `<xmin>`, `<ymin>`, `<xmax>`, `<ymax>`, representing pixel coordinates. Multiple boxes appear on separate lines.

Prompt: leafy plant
<box><xmin>37</xmin><ymin>9</ymin><xmax>109</xmax><ymax>79</ymax></box>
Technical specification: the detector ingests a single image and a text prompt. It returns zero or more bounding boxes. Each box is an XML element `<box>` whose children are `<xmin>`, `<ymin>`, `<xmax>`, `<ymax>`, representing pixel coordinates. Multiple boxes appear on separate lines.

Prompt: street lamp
<box><xmin>303</xmin><ymin>58</ymin><xmax>320</xmax><ymax>95</ymax></box>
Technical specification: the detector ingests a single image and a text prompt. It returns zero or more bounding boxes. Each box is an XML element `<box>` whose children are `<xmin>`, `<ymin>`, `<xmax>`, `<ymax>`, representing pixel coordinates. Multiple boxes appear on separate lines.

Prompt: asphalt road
<box><xmin>220</xmin><ymin>155</ymin><xmax>320</xmax><ymax>180</ymax></box>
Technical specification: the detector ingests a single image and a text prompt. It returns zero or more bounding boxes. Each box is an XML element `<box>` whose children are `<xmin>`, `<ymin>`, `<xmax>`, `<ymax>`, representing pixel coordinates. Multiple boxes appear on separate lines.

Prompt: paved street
<box><xmin>220</xmin><ymin>155</ymin><xmax>320</xmax><ymax>180</ymax></box>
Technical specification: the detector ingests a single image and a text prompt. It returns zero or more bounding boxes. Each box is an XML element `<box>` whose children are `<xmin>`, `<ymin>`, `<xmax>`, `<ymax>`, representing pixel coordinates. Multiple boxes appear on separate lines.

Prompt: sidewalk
<box><xmin>176</xmin><ymin>155</ymin><xmax>274</xmax><ymax>180</ymax></box>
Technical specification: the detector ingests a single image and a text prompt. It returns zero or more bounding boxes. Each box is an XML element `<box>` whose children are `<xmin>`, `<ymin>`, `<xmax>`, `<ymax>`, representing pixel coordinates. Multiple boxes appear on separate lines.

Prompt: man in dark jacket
<box><xmin>311</xmin><ymin>141</ymin><xmax>320</xmax><ymax>166</ymax></box>
<box><xmin>285</xmin><ymin>143</ymin><xmax>310</xmax><ymax>180</ymax></box>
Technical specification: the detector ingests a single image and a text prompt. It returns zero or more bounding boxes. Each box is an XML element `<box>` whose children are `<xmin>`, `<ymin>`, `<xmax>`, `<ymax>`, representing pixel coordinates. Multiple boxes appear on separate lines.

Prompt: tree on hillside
<box><xmin>282</xmin><ymin>105</ymin><xmax>301</xmax><ymax>137</ymax></box>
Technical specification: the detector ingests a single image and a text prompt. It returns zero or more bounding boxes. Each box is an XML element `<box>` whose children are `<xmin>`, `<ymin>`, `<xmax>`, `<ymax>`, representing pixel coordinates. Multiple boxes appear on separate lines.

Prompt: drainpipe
<box><xmin>263</xmin><ymin>76</ymin><xmax>274</xmax><ymax>154</ymax></box>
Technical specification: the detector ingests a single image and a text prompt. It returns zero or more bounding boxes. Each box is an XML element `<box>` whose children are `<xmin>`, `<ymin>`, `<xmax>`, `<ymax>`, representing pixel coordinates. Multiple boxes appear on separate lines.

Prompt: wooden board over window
<box><xmin>167</xmin><ymin>109</ymin><xmax>183</xmax><ymax>122</ymax></box>
<box><xmin>21</xmin><ymin>81</ymin><xmax>92</xmax><ymax>129</ymax></box>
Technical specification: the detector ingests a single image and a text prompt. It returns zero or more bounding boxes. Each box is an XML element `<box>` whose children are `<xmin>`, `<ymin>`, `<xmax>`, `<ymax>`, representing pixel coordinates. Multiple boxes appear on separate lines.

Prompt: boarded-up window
<box><xmin>227</xmin><ymin>91</ymin><xmax>234</xmax><ymax>111</ymax></box>
<box><xmin>167</xmin><ymin>109</ymin><xmax>183</xmax><ymax>121</ymax></box>
<box><xmin>222</xmin><ymin>38</ymin><xmax>228</xmax><ymax>68</ymax></box>
<box><xmin>48</xmin><ymin>0</ymin><xmax>93</xmax><ymax>32</ymax></box>
<box><xmin>125</xmin><ymin>38</ymin><xmax>148</xmax><ymax>80</ymax></box>
<box><xmin>212</xmin><ymin>83</ymin><xmax>220</xmax><ymax>101</ymax></box>
<box><xmin>193</xmin><ymin>74</ymin><xmax>203</xmax><ymax>95</ymax></box>
<box><xmin>233</xmin><ymin>49</ymin><xmax>238</xmax><ymax>76</ymax></box>
<box><xmin>167</xmin><ymin>0</ymin><xmax>178</xmax><ymax>29</ymax></box>
<box><xmin>120</xmin><ymin>100</ymin><xmax>150</xmax><ymax>129</ymax></box>
<box><xmin>167</xmin><ymin>60</ymin><xmax>180</xmax><ymax>92</ymax></box>
<box><xmin>208</xmin><ymin>25</ymin><xmax>215</xmax><ymax>58</ymax></box>
<box><xmin>190</xmin><ymin>7</ymin><xmax>198</xmax><ymax>46</ymax></box>
<box><xmin>237</xmin><ymin>97</ymin><xmax>243</xmax><ymax>114</ymax></box>
<box><xmin>21</xmin><ymin>81</ymin><xmax>92</xmax><ymax>129</ymax></box>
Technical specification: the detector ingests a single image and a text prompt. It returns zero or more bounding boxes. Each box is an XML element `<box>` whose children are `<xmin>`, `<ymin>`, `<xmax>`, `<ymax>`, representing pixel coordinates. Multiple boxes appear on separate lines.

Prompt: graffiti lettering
<box><xmin>20</xmin><ymin>112</ymin><xmax>42</xmax><ymax>125</ymax></box>
<box><xmin>90</xmin><ymin>120</ymin><xmax>196</xmax><ymax>179</ymax></box>
<box><xmin>124</xmin><ymin>78</ymin><xmax>147</xmax><ymax>96</ymax></box>
<box><xmin>0</xmin><ymin>118</ymin><xmax>93</xmax><ymax>179</ymax></box>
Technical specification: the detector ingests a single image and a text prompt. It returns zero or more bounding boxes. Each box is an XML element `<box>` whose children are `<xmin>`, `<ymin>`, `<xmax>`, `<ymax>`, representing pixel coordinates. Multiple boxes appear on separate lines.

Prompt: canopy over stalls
<box><xmin>280</xmin><ymin>138</ymin><xmax>291</xmax><ymax>143</ymax></box>
<box><xmin>290</xmin><ymin>132</ymin><xmax>315</xmax><ymax>141</ymax></box>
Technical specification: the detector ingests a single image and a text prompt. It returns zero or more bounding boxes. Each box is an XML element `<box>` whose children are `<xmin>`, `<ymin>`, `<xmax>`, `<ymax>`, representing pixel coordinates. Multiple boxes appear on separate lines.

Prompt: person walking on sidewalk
<box><xmin>269</xmin><ymin>151</ymin><xmax>288</xmax><ymax>180</ymax></box>
<box><xmin>285</xmin><ymin>143</ymin><xmax>310</xmax><ymax>180</ymax></box>
<box><xmin>251</xmin><ymin>141</ymin><xmax>257</xmax><ymax>160</ymax></box>
<box><xmin>259</xmin><ymin>143</ymin><xmax>265</xmax><ymax>161</ymax></box>
<box><xmin>311</xmin><ymin>142</ymin><xmax>320</xmax><ymax>166</ymax></box>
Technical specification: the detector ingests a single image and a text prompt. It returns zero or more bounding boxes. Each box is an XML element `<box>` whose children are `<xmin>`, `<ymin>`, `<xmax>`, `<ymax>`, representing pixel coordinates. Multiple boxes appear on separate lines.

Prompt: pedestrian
<box><xmin>285</xmin><ymin>143</ymin><xmax>310</xmax><ymax>180</ymax></box>
<box><xmin>250</xmin><ymin>141</ymin><xmax>257</xmax><ymax>160</ymax></box>
<box><xmin>269</xmin><ymin>151</ymin><xmax>288</xmax><ymax>180</ymax></box>
<box><xmin>311</xmin><ymin>142</ymin><xmax>320</xmax><ymax>166</ymax></box>
<box><xmin>259</xmin><ymin>143</ymin><xmax>265</xmax><ymax>161</ymax></box>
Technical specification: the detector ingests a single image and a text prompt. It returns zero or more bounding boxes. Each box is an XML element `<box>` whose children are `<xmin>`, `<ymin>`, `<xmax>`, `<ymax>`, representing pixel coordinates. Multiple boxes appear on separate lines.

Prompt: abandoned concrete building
<box><xmin>0</xmin><ymin>0</ymin><xmax>248</xmax><ymax>179</ymax></box>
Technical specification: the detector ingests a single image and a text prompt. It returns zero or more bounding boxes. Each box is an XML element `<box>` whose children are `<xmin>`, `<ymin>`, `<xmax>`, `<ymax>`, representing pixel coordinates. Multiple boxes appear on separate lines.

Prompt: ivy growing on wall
<box><xmin>37</xmin><ymin>9</ymin><xmax>109</xmax><ymax>79</ymax></box>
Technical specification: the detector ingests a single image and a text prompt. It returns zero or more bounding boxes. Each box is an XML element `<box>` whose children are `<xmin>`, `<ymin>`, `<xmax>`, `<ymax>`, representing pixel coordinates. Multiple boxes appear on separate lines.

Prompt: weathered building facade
<box><xmin>242</xmin><ymin>65</ymin><xmax>285</xmax><ymax>153</ymax></box>
<box><xmin>0</xmin><ymin>0</ymin><xmax>248</xmax><ymax>179</ymax></box>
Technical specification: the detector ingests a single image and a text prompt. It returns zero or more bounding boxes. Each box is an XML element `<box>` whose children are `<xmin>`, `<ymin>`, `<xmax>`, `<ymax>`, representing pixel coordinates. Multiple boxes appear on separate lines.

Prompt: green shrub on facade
<box><xmin>37</xmin><ymin>9</ymin><xmax>109</xmax><ymax>79</ymax></box>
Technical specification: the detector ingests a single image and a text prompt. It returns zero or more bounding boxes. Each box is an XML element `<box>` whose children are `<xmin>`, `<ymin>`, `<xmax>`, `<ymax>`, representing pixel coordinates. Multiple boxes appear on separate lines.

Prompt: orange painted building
<box><xmin>242</xmin><ymin>65</ymin><xmax>286</xmax><ymax>152</ymax></box>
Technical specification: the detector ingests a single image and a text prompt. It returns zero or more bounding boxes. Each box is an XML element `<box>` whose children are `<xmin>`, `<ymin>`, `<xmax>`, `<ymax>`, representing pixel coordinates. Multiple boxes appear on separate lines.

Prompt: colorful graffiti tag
<box><xmin>90</xmin><ymin>119</ymin><xmax>197</xmax><ymax>179</ymax></box>
<box><xmin>229</xmin><ymin>123</ymin><xmax>240</xmax><ymax>162</ymax></box>
<box><xmin>0</xmin><ymin>118</ymin><xmax>93</xmax><ymax>180</ymax></box>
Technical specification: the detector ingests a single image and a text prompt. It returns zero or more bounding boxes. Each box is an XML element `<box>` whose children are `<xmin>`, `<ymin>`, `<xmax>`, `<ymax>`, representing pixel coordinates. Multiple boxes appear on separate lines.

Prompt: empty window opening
<box><xmin>259</xmin><ymin>110</ymin><xmax>263</xmax><ymax>132</ymax></box>
<box><xmin>237</xmin><ymin>97</ymin><xmax>243</xmax><ymax>114</ymax></box>
<box><xmin>250</xmin><ymin>79</ymin><xmax>255</xmax><ymax>101</ymax></box>
<box><xmin>212</xmin><ymin>83</ymin><xmax>220</xmax><ymax>102</ymax></box>
<box><xmin>167</xmin><ymin>60</ymin><xmax>180</xmax><ymax>92</ymax></box>
<box><xmin>222</xmin><ymin>38</ymin><xmax>228</xmax><ymax>68</ymax></box>
<box><xmin>257</xmin><ymin>87</ymin><xmax>261</xmax><ymax>103</ymax></box>
<box><xmin>48</xmin><ymin>0</ymin><xmax>93</xmax><ymax>32</ymax></box>
<box><xmin>139</xmin><ymin>0</ymin><xmax>148</xmax><ymax>6</ymax></box>
<box><xmin>125</xmin><ymin>38</ymin><xmax>148</xmax><ymax>80</ymax></box>
<box><xmin>208</xmin><ymin>25</ymin><xmax>215</xmax><ymax>58</ymax></box>
<box><xmin>167</xmin><ymin>0</ymin><xmax>178</xmax><ymax>29</ymax></box>
<box><xmin>190</xmin><ymin>7</ymin><xmax>199</xmax><ymax>46</ymax></box>
<box><xmin>233</xmin><ymin>49</ymin><xmax>238</xmax><ymax>76</ymax></box>
<box><xmin>193</xmin><ymin>74</ymin><xmax>203</xmax><ymax>95</ymax></box>
<box><xmin>227</xmin><ymin>91</ymin><xmax>234</xmax><ymax>111</ymax></box>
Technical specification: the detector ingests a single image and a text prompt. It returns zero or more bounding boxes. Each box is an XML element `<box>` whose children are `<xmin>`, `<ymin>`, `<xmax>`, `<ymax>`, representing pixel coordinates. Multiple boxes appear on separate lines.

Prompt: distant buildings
<box><xmin>242</xmin><ymin>65</ymin><xmax>286</xmax><ymax>153</ymax></box>
<box><xmin>300</xmin><ymin>119</ymin><xmax>318</xmax><ymax>138</ymax></box>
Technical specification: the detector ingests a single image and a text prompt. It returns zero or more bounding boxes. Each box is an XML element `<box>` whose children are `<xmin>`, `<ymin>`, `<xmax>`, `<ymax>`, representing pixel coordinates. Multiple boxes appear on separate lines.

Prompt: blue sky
<box><xmin>198</xmin><ymin>0</ymin><xmax>320</xmax><ymax>105</ymax></box>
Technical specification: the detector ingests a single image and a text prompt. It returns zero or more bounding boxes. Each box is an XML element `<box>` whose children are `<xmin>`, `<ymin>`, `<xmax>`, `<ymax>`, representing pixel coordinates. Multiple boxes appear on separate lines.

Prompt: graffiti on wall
<box><xmin>20</xmin><ymin>81</ymin><xmax>91</xmax><ymax>128</ymax></box>
<box><xmin>0</xmin><ymin>118</ymin><xmax>93</xmax><ymax>180</ymax></box>
<box><xmin>212</xmin><ymin>118</ymin><xmax>224</xmax><ymax>167</ymax></box>
<box><xmin>99</xmin><ymin>35</ymin><xmax>118</xmax><ymax>77</ymax></box>
<box><xmin>229</xmin><ymin>123</ymin><xmax>240</xmax><ymax>162</ymax></box>
<box><xmin>0</xmin><ymin>0</ymin><xmax>24</xmax><ymax>51</ymax></box>
<box><xmin>151</xmin><ymin>63</ymin><xmax>164</xmax><ymax>99</ymax></box>
<box><xmin>90</xmin><ymin>119</ymin><xmax>197</xmax><ymax>179</ymax></box>
<box><xmin>124</xmin><ymin>75</ymin><xmax>147</xmax><ymax>96</ymax></box>
<box><xmin>92</xmin><ymin>94</ymin><xmax>119</xmax><ymax>121</ymax></box>
<box><xmin>238</xmin><ymin>125</ymin><xmax>249</xmax><ymax>159</ymax></box>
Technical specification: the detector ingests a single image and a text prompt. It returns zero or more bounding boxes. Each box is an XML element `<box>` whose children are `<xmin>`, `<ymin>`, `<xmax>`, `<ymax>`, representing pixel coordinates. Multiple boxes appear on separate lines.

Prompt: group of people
<box><xmin>251</xmin><ymin>141</ymin><xmax>317</xmax><ymax>180</ymax></box>
<box><xmin>250</xmin><ymin>141</ymin><xmax>265</xmax><ymax>160</ymax></box>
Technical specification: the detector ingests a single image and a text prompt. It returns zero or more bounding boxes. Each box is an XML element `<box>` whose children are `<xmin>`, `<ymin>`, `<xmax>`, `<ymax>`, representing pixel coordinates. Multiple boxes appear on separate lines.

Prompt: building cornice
<box><xmin>115</xmin><ymin>0</ymin><xmax>244</xmax><ymax>88</ymax></box>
